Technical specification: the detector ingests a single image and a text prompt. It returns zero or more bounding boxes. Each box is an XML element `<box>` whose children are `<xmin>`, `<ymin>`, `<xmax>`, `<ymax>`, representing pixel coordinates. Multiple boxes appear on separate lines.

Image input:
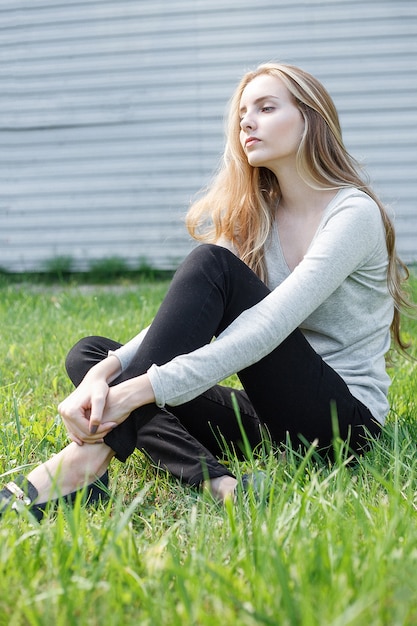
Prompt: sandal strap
<box><xmin>0</xmin><ymin>475</ymin><xmax>39</xmax><ymax>515</ymax></box>
<box><xmin>5</xmin><ymin>482</ymin><xmax>32</xmax><ymax>506</ymax></box>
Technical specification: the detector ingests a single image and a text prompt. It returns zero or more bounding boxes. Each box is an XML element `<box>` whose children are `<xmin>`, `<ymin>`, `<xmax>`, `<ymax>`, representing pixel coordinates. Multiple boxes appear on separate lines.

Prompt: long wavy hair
<box><xmin>186</xmin><ymin>62</ymin><xmax>412</xmax><ymax>351</ymax></box>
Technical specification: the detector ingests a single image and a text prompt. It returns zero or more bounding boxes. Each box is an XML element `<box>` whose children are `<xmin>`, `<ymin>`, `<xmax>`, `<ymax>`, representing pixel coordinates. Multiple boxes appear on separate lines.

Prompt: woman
<box><xmin>0</xmin><ymin>62</ymin><xmax>412</xmax><ymax>516</ymax></box>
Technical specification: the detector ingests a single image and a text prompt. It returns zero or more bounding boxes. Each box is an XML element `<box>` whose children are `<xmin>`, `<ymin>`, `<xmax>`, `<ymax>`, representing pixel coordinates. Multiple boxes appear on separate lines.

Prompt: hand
<box><xmin>88</xmin><ymin>374</ymin><xmax>156</xmax><ymax>433</ymax></box>
<box><xmin>58</xmin><ymin>377</ymin><xmax>117</xmax><ymax>445</ymax></box>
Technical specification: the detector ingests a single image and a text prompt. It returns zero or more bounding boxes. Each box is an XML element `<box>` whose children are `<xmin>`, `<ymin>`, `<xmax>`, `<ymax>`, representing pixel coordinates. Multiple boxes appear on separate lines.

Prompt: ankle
<box><xmin>204</xmin><ymin>475</ymin><xmax>237</xmax><ymax>502</ymax></box>
<box><xmin>27</xmin><ymin>442</ymin><xmax>114</xmax><ymax>502</ymax></box>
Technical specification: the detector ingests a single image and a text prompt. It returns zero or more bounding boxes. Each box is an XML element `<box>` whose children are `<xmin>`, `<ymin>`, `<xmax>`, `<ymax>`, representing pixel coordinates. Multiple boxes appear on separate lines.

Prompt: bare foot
<box><xmin>27</xmin><ymin>442</ymin><xmax>115</xmax><ymax>503</ymax></box>
<box><xmin>204</xmin><ymin>475</ymin><xmax>237</xmax><ymax>502</ymax></box>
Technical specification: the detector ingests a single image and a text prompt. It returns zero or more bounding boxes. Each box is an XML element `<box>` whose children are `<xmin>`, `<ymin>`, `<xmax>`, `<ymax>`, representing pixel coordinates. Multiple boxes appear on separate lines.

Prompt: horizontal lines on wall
<box><xmin>0</xmin><ymin>0</ymin><xmax>416</xmax><ymax>270</ymax></box>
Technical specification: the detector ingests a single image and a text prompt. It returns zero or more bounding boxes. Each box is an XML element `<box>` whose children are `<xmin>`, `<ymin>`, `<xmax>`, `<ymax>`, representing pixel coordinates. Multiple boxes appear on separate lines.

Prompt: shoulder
<box><xmin>322</xmin><ymin>187</ymin><xmax>385</xmax><ymax>240</ymax></box>
<box><xmin>326</xmin><ymin>187</ymin><xmax>382</xmax><ymax>224</ymax></box>
<box><xmin>309</xmin><ymin>187</ymin><xmax>387</xmax><ymax>268</ymax></box>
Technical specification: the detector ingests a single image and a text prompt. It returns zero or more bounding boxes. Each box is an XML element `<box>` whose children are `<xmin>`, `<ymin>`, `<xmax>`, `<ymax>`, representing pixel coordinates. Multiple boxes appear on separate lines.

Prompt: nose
<box><xmin>240</xmin><ymin>112</ymin><xmax>256</xmax><ymax>132</ymax></box>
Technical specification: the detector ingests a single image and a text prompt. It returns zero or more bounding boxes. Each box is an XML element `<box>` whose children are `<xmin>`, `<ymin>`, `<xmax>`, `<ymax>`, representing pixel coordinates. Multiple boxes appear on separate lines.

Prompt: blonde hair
<box><xmin>186</xmin><ymin>62</ymin><xmax>412</xmax><ymax>351</ymax></box>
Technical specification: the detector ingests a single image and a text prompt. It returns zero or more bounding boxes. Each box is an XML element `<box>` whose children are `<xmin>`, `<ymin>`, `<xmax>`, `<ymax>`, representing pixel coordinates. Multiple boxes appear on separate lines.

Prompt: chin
<box><xmin>247</xmin><ymin>156</ymin><xmax>267</xmax><ymax>168</ymax></box>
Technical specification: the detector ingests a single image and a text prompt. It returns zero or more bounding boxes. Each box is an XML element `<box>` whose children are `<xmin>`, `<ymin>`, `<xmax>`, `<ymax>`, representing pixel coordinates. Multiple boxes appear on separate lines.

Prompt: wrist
<box><xmin>85</xmin><ymin>355</ymin><xmax>121</xmax><ymax>384</ymax></box>
<box><xmin>117</xmin><ymin>375</ymin><xmax>155</xmax><ymax>412</ymax></box>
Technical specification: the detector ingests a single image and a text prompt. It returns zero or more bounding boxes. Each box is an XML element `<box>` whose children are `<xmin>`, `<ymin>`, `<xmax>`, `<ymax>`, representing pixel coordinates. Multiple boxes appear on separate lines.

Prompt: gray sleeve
<box><xmin>108</xmin><ymin>326</ymin><xmax>149</xmax><ymax>371</ymax></box>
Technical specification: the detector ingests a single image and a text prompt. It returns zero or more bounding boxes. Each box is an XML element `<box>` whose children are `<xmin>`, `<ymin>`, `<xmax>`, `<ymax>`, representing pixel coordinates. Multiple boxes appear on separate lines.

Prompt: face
<box><xmin>239</xmin><ymin>74</ymin><xmax>304</xmax><ymax>172</ymax></box>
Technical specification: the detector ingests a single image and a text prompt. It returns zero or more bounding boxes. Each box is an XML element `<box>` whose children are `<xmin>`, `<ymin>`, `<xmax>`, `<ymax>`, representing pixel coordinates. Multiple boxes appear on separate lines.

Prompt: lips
<box><xmin>245</xmin><ymin>137</ymin><xmax>260</xmax><ymax>148</ymax></box>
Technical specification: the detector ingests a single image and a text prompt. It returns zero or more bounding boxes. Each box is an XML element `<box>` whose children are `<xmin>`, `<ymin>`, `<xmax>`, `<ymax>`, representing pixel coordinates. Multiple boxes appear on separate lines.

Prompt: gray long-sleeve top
<box><xmin>111</xmin><ymin>188</ymin><xmax>394</xmax><ymax>425</ymax></box>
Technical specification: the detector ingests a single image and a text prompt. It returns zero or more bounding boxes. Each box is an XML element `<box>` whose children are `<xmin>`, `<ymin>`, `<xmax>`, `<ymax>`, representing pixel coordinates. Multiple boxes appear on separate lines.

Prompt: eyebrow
<box><xmin>239</xmin><ymin>95</ymin><xmax>280</xmax><ymax>115</ymax></box>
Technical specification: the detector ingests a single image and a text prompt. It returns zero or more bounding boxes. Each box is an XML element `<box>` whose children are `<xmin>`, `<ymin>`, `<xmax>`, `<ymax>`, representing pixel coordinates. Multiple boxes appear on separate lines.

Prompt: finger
<box><xmin>80</xmin><ymin>423</ymin><xmax>117</xmax><ymax>443</ymax></box>
<box><xmin>89</xmin><ymin>394</ymin><xmax>108</xmax><ymax>433</ymax></box>
<box><xmin>99</xmin><ymin>422</ymin><xmax>118</xmax><ymax>434</ymax></box>
<box><xmin>79</xmin><ymin>435</ymin><xmax>105</xmax><ymax>444</ymax></box>
<box><xmin>68</xmin><ymin>433</ymin><xmax>84</xmax><ymax>446</ymax></box>
<box><xmin>89</xmin><ymin>421</ymin><xmax>115</xmax><ymax>435</ymax></box>
<box><xmin>61</xmin><ymin>414</ymin><xmax>89</xmax><ymax>438</ymax></box>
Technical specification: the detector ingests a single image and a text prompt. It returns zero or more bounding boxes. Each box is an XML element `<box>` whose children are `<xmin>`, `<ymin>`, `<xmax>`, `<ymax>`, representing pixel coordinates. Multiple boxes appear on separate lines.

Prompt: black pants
<box><xmin>65</xmin><ymin>244</ymin><xmax>381</xmax><ymax>486</ymax></box>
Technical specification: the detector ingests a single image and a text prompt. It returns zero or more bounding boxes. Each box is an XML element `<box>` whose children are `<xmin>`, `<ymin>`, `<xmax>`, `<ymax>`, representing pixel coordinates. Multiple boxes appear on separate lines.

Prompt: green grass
<box><xmin>0</xmin><ymin>274</ymin><xmax>416</xmax><ymax>626</ymax></box>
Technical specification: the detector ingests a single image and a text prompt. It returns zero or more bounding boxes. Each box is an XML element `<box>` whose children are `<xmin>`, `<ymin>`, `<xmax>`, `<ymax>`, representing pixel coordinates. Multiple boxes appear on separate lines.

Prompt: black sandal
<box><xmin>0</xmin><ymin>471</ymin><xmax>109</xmax><ymax>521</ymax></box>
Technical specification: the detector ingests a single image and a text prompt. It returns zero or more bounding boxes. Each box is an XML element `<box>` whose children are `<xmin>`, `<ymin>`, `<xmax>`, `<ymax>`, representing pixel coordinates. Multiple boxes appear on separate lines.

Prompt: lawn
<box><xmin>0</xmin><ymin>273</ymin><xmax>416</xmax><ymax>626</ymax></box>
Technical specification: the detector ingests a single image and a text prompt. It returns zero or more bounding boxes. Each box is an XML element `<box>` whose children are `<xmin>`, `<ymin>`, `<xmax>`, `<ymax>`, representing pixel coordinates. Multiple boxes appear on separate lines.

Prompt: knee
<box><xmin>65</xmin><ymin>336</ymin><xmax>112</xmax><ymax>382</ymax></box>
<box><xmin>65</xmin><ymin>336</ymin><xmax>97</xmax><ymax>361</ymax></box>
<box><xmin>184</xmin><ymin>243</ymin><xmax>236</xmax><ymax>271</ymax></box>
<box><xmin>64</xmin><ymin>336</ymin><xmax>95</xmax><ymax>379</ymax></box>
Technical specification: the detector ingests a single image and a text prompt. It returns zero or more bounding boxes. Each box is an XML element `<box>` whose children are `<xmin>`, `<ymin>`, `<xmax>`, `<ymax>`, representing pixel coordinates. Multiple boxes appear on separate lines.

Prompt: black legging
<box><xmin>65</xmin><ymin>244</ymin><xmax>381</xmax><ymax>486</ymax></box>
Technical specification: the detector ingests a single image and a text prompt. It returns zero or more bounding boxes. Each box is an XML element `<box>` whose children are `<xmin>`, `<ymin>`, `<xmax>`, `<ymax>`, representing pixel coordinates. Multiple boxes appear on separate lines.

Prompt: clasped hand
<box><xmin>58</xmin><ymin>378</ymin><xmax>124</xmax><ymax>446</ymax></box>
<box><xmin>58</xmin><ymin>370</ymin><xmax>155</xmax><ymax>446</ymax></box>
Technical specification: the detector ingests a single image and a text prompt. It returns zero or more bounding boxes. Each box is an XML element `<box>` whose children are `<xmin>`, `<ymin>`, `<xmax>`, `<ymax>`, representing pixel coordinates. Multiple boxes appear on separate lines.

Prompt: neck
<box><xmin>276</xmin><ymin>172</ymin><xmax>337</xmax><ymax>216</ymax></box>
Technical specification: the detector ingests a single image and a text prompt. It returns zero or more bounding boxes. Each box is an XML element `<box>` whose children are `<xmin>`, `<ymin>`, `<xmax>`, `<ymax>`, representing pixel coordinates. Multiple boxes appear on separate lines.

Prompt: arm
<box><xmin>147</xmin><ymin>192</ymin><xmax>387</xmax><ymax>406</ymax></box>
